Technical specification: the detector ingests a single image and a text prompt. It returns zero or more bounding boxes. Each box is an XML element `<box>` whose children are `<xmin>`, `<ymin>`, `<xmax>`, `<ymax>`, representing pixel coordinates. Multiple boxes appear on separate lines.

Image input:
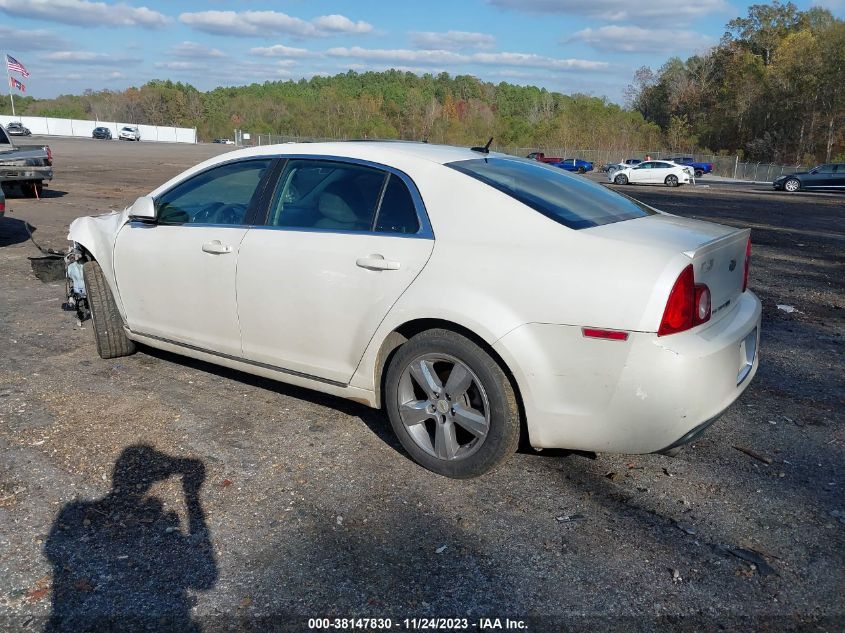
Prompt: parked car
<box><xmin>119</xmin><ymin>126</ymin><xmax>140</xmax><ymax>141</ymax></box>
<box><xmin>92</xmin><ymin>127</ymin><xmax>113</xmax><ymax>140</ymax></box>
<box><xmin>666</xmin><ymin>156</ymin><xmax>713</xmax><ymax>178</ymax></box>
<box><xmin>610</xmin><ymin>160</ymin><xmax>692</xmax><ymax>187</ymax></box>
<box><xmin>526</xmin><ymin>151</ymin><xmax>563</xmax><ymax>164</ymax></box>
<box><xmin>213</xmin><ymin>138</ymin><xmax>235</xmax><ymax>145</ymax></box>
<box><xmin>604</xmin><ymin>159</ymin><xmax>641</xmax><ymax>175</ymax></box>
<box><xmin>67</xmin><ymin>142</ymin><xmax>760</xmax><ymax>478</ymax></box>
<box><xmin>0</xmin><ymin>123</ymin><xmax>53</xmax><ymax>197</ymax></box>
<box><xmin>5</xmin><ymin>122</ymin><xmax>31</xmax><ymax>136</ymax></box>
<box><xmin>553</xmin><ymin>158</ymin><xmax>593</xmax><ymax>173</ymax></box>
<box><xmin>772</xmin><ymin>163</ymin><xmax>845</xmax><ymax>192</ymax></box>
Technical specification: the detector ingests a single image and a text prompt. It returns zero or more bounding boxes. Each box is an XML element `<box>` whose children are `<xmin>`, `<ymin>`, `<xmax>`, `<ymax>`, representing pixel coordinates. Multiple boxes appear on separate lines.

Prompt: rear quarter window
<box><xmin>448</xmin><ymin>157</ymin><xmax>655</xmax><ymax>229</ymax></box>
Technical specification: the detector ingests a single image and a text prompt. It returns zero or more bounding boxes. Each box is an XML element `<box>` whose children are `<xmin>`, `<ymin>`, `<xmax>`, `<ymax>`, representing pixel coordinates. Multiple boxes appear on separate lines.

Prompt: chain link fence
<box><xmin>233</xmin><ymin>131</ymin><xmax>803</xmax><ymax>182</ymax></box>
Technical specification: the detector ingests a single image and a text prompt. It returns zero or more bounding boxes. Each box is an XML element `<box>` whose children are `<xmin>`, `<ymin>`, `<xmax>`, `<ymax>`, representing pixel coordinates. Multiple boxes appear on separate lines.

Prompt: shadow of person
<box><xmin>44</xmin><ymin>445</ymin><xmax>218</xmax><ymax>632</ymax></box>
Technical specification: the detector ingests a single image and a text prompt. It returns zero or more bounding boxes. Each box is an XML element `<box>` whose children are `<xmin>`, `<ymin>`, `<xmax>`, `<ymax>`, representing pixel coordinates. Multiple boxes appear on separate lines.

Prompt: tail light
<box><xmin>658</xmin><ymin>264</ymin><xmax>711</xmax><ymax>336</ymax></box>
<box><xmin>0</xmin><ymin>200</ymin><xmax>5</xmax><ymax>214</ymax></box>
<box><xmin>742</xmin><ymin>237</ymin><xmax>751</xmax><ymax>292</ymax></box>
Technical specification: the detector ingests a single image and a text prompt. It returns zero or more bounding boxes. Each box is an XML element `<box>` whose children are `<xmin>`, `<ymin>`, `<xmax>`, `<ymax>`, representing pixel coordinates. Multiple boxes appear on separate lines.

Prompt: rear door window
<box><xmin>448</xmin><ymin>156</ymin><xmax>655</xmax><ymax>229</ymax></box>
<box><xmin>267</xmin><ymin>159</ymin><xmax>387</xmax><ymax>231</ymax></box>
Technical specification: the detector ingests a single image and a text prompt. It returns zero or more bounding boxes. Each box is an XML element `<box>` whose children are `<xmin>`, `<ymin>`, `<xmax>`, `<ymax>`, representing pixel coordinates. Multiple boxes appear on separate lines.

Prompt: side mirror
<box><xmin>129</xmin><ymin>195</ymin><xmax>156</xmax><ymax>221</ymax></box>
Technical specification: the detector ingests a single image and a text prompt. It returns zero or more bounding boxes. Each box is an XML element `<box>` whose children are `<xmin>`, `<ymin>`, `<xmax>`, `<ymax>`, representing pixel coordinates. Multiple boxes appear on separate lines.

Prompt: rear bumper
<box><xmin>0</xmin><ymin>166</ymin><xmax>53</xmax><ymax>183</ymax></box>
<box><xmin>493</xmin><ymin>291</ymin><xmax>762</xmax><ymax>454</ymax></box>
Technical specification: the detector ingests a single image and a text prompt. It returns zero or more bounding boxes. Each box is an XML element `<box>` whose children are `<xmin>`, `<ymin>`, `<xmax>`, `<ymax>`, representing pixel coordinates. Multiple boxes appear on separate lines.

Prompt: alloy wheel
<box><xmin>397</xmin><ymin>353</ymin><xmax>490</xmax><ymax>461</ymax></box>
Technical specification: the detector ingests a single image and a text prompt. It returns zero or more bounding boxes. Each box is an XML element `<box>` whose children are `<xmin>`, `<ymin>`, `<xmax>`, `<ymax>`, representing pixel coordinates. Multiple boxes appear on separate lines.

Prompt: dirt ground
<box><xmin>0</xmin><ymin>138</ymin><xmax>843</xmax><ymax>632</ymax></box>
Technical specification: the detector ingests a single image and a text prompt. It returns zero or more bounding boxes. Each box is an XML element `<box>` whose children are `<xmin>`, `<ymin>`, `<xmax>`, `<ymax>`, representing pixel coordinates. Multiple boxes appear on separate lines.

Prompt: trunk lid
<box><xmin>587</xmin><ymin>213</ymin><xmax>750</xmax><ymax>327</ymax></box>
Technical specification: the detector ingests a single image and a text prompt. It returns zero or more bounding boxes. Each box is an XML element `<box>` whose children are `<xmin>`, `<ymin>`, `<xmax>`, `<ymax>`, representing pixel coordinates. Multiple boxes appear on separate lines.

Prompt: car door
<box><xmin>630</xmin><ymin>162</ymin><xmax>652</xmax><ymax>183</ymax></box>
<box><xmin>651</xmin><ymin>161</ymin><xmax>674</xmax><ymax>183</ymax></box>
<box><xmin>832</xmin><ymin>164</ymin><xmax>845</xmax><ymax>187</ymax></box>
<box><xmin>113</xmin><ymin>158</ymin><xmax>275</xmax><ymax>356</ymax></box>
<box><xmin>804</xmin><ymin>164</ymin><xmax>835</xmax><ymax>188</ymax></box>
<box><xmin>236</xmin><ymin>158</ymin><xmax>435</xmax><ymax>385</ymax></box>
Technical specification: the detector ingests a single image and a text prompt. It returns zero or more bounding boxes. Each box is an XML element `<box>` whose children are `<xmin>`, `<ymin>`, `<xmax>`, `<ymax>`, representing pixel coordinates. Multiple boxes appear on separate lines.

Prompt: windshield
<box><xmin>447</xmin><ymin>156</ymin><xmax>656</xmax><ymax>229</ymax></box>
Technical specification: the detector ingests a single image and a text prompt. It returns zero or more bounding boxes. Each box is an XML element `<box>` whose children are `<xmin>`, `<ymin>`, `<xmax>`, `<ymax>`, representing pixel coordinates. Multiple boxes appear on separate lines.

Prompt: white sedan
<box><xmin>118</xmin><ymin>126</ymin><xmax>140</xmax><ymax>141</ymax></box>
<box><xmin>68</xmin><ymin>142</ymin><xmax>760</xmax><ymax>478</ymax></box>
<box><xmin>610</xmin><ymin>160</ymin><xmax>693</xmax><ymax>187</ymax></box>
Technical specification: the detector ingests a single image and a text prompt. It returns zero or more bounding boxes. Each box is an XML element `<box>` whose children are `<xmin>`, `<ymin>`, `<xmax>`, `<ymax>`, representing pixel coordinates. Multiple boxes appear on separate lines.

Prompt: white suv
<box><xmin>119</xmin><ymin>126</ymin><xmax>140</xmax><ymax>141</ymax></box>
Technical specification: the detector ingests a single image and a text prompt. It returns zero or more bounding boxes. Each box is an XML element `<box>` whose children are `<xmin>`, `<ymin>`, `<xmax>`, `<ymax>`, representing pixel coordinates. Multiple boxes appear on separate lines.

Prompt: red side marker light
<box><xmin>582</xmin><ymin>328</ymin><xmax>629</xmax><ymax>341</ymax></box>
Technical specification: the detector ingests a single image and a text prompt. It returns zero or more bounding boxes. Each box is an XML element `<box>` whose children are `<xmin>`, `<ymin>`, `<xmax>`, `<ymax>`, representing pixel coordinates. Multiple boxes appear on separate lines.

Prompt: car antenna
<box><xmin>471</xmin><ymin>137</ymin><xmax>493</xmax><ymax>154</ymax></box>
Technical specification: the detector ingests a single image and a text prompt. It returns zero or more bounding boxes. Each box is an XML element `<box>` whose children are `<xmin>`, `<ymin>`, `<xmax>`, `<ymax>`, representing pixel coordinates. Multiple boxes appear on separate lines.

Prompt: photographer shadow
<box><xmin>44</xmin><ymin>445</ymin><xmax>218</xmax><ymax>632</ymax></box>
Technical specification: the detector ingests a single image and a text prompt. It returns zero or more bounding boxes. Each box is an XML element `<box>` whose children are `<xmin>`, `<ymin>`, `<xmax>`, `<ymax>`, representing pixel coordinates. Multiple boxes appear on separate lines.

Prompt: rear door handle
<box><xmin>356</xmin><ymin>254</ymin><xmax>400</xmax><ymax>271</ymax></box>
<box><xmin>202</xmin><ymin>240</ymin><xmax>232</xmax><ymax>255</ymax></box>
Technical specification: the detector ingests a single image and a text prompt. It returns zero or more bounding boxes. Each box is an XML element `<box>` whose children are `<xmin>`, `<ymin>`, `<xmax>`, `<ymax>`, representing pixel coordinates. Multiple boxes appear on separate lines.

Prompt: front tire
<box><xmin>82</xmin><ymin>261</ymin><xmax>136</xmax><ymax>359</ymax></box>
<box><xmin>614</xmin><ymin>174</ymin><xmax>628</xmax><ymax>185</ymax></box>
<box><xmin>384</xmin><ymin>329</ymin><xmax>520</xmax><ymax>478</ymax></box>
<box><xmin>784</xmin><ymin>178</ymin><xmax>801</xmax><ymax>192</ymax></box>
<box><xmin>665</xmin><ymin>174</ymin><xmax>679</xmax><ymax>187</ymax></box>
<box><xmin>694</xmin><ymin>169</ymin><xmax>704</xmax><ymax>178</ymax></box>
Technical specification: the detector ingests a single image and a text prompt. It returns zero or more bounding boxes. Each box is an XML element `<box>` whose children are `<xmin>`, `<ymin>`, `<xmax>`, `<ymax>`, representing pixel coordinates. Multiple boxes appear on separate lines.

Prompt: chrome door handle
<box><xmin>356</xmin><ymin>254</ymin><xmax>400</xmax><ymax>271</ymax></box>
<box><xmin>202</xmin><ymin>240</ymin><xmax>232</xmax><ymax>254</ymax></box>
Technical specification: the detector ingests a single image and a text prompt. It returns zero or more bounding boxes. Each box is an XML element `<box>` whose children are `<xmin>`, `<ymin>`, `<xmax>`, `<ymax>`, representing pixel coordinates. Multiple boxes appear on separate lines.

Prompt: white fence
<box><xmin>0</xmin><ymin>115</ymin><xmax>196</xmax><ymax>143</ymax></box>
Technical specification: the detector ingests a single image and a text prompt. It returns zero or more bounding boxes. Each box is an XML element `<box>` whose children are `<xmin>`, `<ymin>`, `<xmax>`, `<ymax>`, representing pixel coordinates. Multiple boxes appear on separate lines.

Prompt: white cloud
<box><xmin>0</xmin><ymin>26</ymin><xmax>69</xmax><ymax>51</ymax></box>
<box><xmin>327</xmin><ymin>46</ymin><xmax>608</xmax><ymax>72</ymax></box>
<box><xmin>0</xmin><ymin>0</ymin><xmax>167</xmax><ymax>28</ymax></box>
<box><xmin>570</xmin><ymin>26</ymin><xmax>715</xmax><ymax>54</ymax></box>
<box><xmin>41</xmin><ymin>51</ymin><xmax>140</xmax><ymax>66</ymax></box>
<box><xmin>250</xmin><ymin>44</ymin><xmax>313</xmax><ymax>58</ymax></box>
<box><xmin>154</xmin><ymin>61</ymin><xmax>203</xmax><ymax>71</ymax></box>
<box><xmin>488</xmin><ymin>0</ymin><xmax>730</xmax><ymax>26</ymax></box>
<box><xmin>327</xmin><ymin>47</ymin><xmax>466</xmax><ymax>65</ymax></box>
<box><xmin>411</xmin><ymin>30</ymin><xmax>496</xmax><ymax>51</ymax></box>
<box><xmin>311</xmin><ymin>14</ymin><xmax>373</xmax><ymax>35</ymax></box>
<box><xmin>178</xmin><ymin>10</ymin><xmax>373</xmax><ymax>38</ymax></box>
<box><xmin>169</xmin><ymin>41</ymin><xmax>225</xmax><ymax>59</ymax></box>
<box><xmin>473</xmin><ymin>51</ymin><xmax>607</xmax><ymax>71</ymax></box>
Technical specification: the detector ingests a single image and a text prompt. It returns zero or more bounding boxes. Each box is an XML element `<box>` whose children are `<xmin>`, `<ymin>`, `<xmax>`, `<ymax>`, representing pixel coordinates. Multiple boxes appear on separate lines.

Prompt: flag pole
<box><xmin>3</xmin><ymin>51</ymin><xmax>15</xmax><ymax>117</ymax></box>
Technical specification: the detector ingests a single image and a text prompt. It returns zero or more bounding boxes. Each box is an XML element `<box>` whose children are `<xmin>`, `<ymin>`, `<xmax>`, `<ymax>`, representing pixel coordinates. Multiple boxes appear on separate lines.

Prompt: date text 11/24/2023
<box><xmin>307</xmin><ymin>617</ymin><xmax>528</xmax><ymax>630</ymax></box>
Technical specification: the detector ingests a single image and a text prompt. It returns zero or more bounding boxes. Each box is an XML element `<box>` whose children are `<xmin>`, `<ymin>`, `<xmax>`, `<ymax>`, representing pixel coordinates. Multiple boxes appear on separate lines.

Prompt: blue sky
<box><xmin>1</xmin><ymin>0</ymin><xmax>843</xmax><ymax>102</ymax></box>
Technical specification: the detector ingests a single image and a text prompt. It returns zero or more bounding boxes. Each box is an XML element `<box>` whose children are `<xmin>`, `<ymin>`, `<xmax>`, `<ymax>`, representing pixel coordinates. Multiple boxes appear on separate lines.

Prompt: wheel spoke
<box><xmin>452</xmin><ymin>404</ymin><xmax>488</xmax><ymax>438</ymax></box>
<box><xmin>444</xmin><ymin>364</ymin><xmax>472</xmax><ymax>400</ymax></box>
<box><xmin>435</xmin><ymin>421</ymin><xmax>459</xmax><ymax>460</ymax></box>
<box><xmin>409</xmin><ymin>359</ymin><xmax>442</xmax><ymax>395</ymax></box>
<box><xmin>400</xmin><ymin>400</ymin><xmax>432</xmax><ymax>428</ymax></box>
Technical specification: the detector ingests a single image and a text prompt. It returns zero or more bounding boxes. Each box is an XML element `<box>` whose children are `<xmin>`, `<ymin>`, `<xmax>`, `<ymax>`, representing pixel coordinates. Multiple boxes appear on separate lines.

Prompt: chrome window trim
<box><xmin>256</xmin><ymin>154</ymin><xmax>434</xmax><ymax>240</ymax></box>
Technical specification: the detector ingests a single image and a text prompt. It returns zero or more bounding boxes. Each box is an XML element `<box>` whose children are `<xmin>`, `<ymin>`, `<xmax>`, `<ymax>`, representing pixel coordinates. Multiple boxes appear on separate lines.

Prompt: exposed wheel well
<box><xmin>373</xmin><ymin>318</ymin><xmax>527</xmax><ymax>440</ymax></box>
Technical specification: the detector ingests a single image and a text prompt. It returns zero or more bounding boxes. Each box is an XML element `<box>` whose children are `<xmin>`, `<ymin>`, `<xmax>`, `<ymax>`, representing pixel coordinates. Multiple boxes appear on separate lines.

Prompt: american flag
<box><xmin>6</xmin><ymin>55</ymin><xmax>30</xmax><ymax>78</ymax></box>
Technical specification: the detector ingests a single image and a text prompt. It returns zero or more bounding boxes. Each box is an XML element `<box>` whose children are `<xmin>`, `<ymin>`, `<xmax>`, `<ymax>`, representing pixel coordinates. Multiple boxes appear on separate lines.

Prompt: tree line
<box><xmin>628</xmin><ymin>1</ymin><xmax>845</xmax><ymax>163</ymax></box>
<box><xmin>2</xmin><ymin>70</ymin><xmax>664</xmax><ymax>153</ymax></box>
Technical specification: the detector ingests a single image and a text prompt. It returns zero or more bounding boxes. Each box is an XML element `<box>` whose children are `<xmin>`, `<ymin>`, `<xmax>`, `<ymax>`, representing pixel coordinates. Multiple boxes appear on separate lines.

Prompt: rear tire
<box><xmin>384</xmin><ymin>329</ymin><xmax>520</xmax><ymax>478</ymax></box>
<box><xmin>614</xmin><ymin>174</ymin><xmax>628</xmax><ymax>185</ymax></box>
<box><xmin>82</xmin><ymin>260</ymin><xmax>136</xmax><ymax>359</ymax></box>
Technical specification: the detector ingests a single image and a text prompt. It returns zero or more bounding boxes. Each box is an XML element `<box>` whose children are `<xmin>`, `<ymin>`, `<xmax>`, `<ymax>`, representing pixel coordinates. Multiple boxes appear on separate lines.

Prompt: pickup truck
<box><xmin>665</xmin><ymin>156</ymin><xmax>713</xmax><ymax>177</ymax></box>
<box><xmin>526</xmin><ymin>151</ymin><xmax>563</xmax><ymax>164</ymax></box>
<box><xmin>0</xmin><ymin>124</ymin><xmax>53</xmax><ymax>197</ymax></box>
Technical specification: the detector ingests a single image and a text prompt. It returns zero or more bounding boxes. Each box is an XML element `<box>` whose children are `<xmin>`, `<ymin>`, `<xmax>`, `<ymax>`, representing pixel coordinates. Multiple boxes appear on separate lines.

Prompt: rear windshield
<box><xmin>448</xmin><ymin>157</ymin><xmax>655</xmax><ymax>229</ymax></box>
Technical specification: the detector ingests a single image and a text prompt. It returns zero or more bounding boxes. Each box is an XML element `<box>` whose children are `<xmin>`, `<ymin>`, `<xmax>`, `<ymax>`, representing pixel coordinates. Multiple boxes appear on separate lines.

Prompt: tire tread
<box><xmin>82</xmin><ymin>260</ymin><xmax>136</xmax><ymax>359</ymax></box>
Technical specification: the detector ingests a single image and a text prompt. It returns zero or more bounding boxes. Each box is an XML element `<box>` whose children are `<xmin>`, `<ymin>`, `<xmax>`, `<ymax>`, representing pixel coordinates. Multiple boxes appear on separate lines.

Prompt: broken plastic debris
<box><xmin>776</xmin><ymin>304</ymin><xmax>796</xmax><ymax>313</ymax></box>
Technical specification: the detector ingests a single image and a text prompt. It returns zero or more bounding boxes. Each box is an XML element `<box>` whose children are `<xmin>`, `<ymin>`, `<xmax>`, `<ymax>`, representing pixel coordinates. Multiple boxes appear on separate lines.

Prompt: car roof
<box><xmin>216</xmin><ymin>141</ymin><xmax>500</xmax><ymax>166</ymax></box>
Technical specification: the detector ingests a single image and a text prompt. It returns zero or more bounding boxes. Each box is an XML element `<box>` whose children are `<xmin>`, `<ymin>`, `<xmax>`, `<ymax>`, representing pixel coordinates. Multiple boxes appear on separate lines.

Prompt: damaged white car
<box><xmin>67</xmin><ymin>142</ymin><xmax>761</xmax><ymax>478</ymax></box>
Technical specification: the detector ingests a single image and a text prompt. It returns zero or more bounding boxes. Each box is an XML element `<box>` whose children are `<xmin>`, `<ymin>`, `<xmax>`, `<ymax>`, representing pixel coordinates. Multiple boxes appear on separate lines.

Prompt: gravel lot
<box><xmin>1</xmin><ymin>138</ymin><xmax>843</xmax><ymax>631</ymax></box>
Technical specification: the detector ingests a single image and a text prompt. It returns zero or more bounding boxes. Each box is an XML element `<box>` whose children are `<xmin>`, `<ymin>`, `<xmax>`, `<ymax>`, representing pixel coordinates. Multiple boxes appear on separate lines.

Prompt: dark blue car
<box><xmin>552</xmin><ymin>158</ymin><xmax>593</xmax><ymax>173</ymax></box>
